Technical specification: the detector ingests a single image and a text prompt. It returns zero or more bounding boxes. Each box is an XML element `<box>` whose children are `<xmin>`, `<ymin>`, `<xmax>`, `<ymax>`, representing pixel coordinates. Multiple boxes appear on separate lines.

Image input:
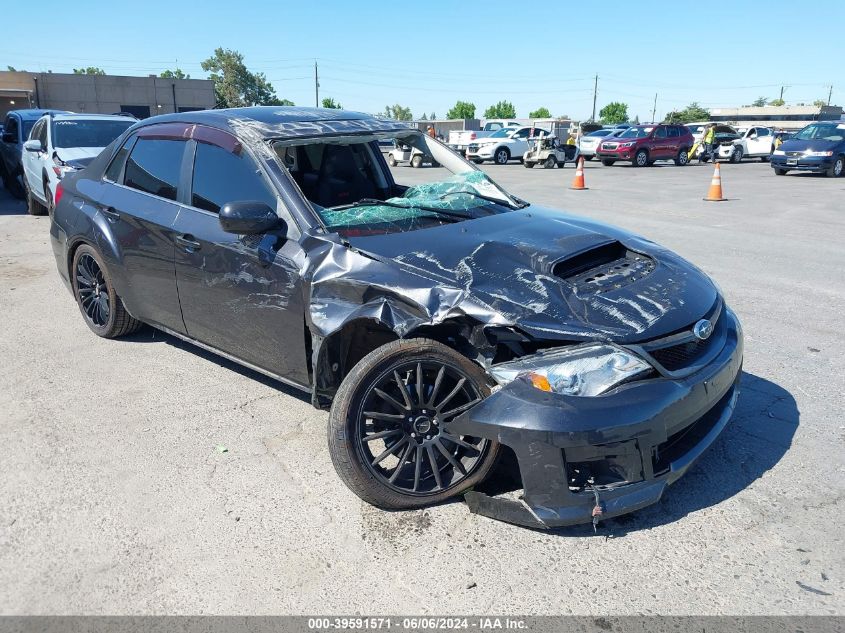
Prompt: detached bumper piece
<box><xmin>454</xmin><ymin>309</ymin><xmax>743</xmax><ymax>529</ymax></box>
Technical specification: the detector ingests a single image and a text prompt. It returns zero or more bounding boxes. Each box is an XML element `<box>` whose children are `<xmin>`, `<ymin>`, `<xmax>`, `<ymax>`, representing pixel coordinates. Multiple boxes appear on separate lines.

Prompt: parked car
<box><xmin>0</xmin><ymin>109</ymin><xmax>69</xmax><ymax>198</ymax></box>
<box><xmin>448</xmin><ymin>124</ymin><xmax>519</xmax><ymax>153</ymax></box>
<box><xmin>51</xmin><ymin>106</ymin><xmax>742</xmax><ymax>529</ymax></box>
<box><xmin>597</xmin><ymin>124</ymin><xmax>694</xmax><ymax>167</ymax></box>
<box><xmin>465</xmin><ymin>126</ymin><xmax>551</xmax><ymax>164</ymax></box>
<box><xmin>770</xmin><ymin>121</ymin><xmax>845</xmax><ymax>177</ymax></box>
<box><xmin>21</xmin><ymin>113</ymin><xmax>136</xmax><ymax>215</ymax></box>
<box><xmin>578</xmin><ymin>128</ymin><xmax>622</xmax><ymax>160</ymax></box>
<box><xmin>718</xmin><ymin>126</ymin><xmax>776</xmax><ymax>163</ymax></box>
<box><xmin>386</xmin><ymin>141</ymin><xmax>438</xmax><ymax>168</ymax></box>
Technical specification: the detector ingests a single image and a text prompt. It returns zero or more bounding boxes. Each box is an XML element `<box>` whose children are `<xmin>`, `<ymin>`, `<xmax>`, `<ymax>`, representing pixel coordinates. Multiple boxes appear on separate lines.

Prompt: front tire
<box><xmin>731</xmin><ymin>147</ymin><xmax>743</xmax><ymax>163</ymax></box>
<box><xmin>328</xmin><ymin>338</ymin><xmax>500</xmax><ymax>509</ymax></box>
<box><xmin>25</xmin><ymin>180</ymin><xmax>47</xmax><ymax>216</ymax></box>
<box><xmin>524</xmin><ymin>161</ymin><xmax>535</xmax><ymax>168</ymax></box>
<box><xmin>493</xmin><ymin>147</ymin><xmax>510</xmax><ymax>165</ymax></box>
<box><xmin>826</xmin><ymin>155</ymin><xmax>844</xmax><ymax>178</ymax></box>
<box><xmin>71</xmin><ymin>244</ymin><xmax>142</xmax><ymax>338</ymax></box>
<box><xmin>774</xmin><ymin>168</ymin><xmax>788</xmax><ymax>175</ymax></box>
<box><xmin>411</xmin><ymin>155</ymin><xmax>423</xmax><ymax>168</ymax></box>
<box><xmin>633</xmin><ymin>149</ymin><xmax>649</xmax><ymax>167</ymax></box>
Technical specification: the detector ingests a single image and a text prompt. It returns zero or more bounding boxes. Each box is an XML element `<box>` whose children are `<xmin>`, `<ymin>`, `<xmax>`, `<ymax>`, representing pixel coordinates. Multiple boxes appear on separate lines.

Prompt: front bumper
<box><xmin>596</xmin><ymin>146</ymin><xmax>636</xmax><ymax>161</ymax></box>
<box><xmin>770</xmin><ymin>155</ymin><xmax>833</xmax><ymax>172</ymax></box>
<box><xmin>450</xmin><ymin>308</ymin><xmax>743</xmax><ymax>529</ymax></box>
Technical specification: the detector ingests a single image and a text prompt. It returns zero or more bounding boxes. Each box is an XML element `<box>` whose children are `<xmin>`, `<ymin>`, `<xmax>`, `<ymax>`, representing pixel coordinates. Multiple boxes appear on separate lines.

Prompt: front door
<box><xmin>173</xmin><ymin>132</ymin><xmax>309</xmax><ymax>385</ymax></box>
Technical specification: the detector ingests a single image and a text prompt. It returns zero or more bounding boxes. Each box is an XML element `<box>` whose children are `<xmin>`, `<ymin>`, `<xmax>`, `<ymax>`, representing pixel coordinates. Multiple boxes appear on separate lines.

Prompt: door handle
<box><xmin>175</xmin><ymin>234</ymin><xmax>201</xmax><ymax>250</ymax></box>
<box><xmin>101</xmin><ymin>206</ymin><xmax>120</xmax><ymax>222</ymax></box>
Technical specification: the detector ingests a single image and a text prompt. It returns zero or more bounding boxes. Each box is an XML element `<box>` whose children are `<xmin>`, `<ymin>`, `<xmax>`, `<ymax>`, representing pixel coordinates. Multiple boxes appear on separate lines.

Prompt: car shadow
<box><xmin>119</xmin><ymin>326</ymin><xmax>312</xmax><ymax>404</ymax></box>
<box><xmin>476</xmin><ymin>371</ymin><xmax>798</xmax><ymax>536</ymax></box>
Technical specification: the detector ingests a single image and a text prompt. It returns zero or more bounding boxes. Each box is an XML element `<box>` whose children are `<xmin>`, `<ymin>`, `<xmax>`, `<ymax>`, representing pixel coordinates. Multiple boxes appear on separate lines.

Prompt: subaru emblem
<box><xmin>693</xmin><ymin>319</ymin><xmax>714</xmax><ymax>340</ymax></box>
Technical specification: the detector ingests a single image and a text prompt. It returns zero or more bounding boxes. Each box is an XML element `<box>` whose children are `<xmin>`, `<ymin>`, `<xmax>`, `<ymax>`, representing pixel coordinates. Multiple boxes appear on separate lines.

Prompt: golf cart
<box><xmin>386</xmin><ymin>141</ymin><xmax>439</xmax><ymax>168</ymax></box>
<box><xmin>522</xmin><ymin>135</ymin><xmax>576</xmax><ymax>169</ymax></box>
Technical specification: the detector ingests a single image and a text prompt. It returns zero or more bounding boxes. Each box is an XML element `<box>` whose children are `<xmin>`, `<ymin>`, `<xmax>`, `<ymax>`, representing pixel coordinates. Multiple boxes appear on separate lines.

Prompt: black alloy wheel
<box><xmin>328</xmin><ymin>339</ymin><xmax>499</xmax><ymax>508</ymax></box>
<box><xmin>71</xmin><ymin>244</ymin><xmax>141</xmax><ymax>338</ymax></box>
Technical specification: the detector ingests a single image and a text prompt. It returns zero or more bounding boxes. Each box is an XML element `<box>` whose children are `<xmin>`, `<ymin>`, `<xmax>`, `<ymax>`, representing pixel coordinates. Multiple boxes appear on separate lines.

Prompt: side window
<box><xmin>123</xmin><ymin>138</ymin><xmax>185</xmax><ymax>201</ymax></box>
<box><xmin>667</xmin><ymin>126</ymin><xmax>680</xmax><ymax>138</ymax></box>
<box><xmin>654</xmin><ymin>126</ymin><xmax>668</xmax><ymax>138</ymax></box>
<box><xmin>190</xmin><ymin>142</ymin><xmax>276</xmax><ymax>213</ymax></box>
<box><xmin>29</xmin><ymin>120</ymin><xmax>43</xmax><ymax>145</ymax></box>
<box><xmin>6</xmin><ymin>117</ymin><xmax>19</xmax><ymax>142</ymax></box>
<box><xmin>513</xmin><ymin>128</ymin><xmax>530</xmax><ymax>139</ymax></box>
<box><xmin>104</xmin><ymin>135</ymin><xmax>136</xmax><ymax>183</ymax></box>
<box><xmin>37</xmin><ymin>120</ymin><xmax>48</xmax><ymax>146</ymax></box>
<box><xmin>757</xmin><ymin>128</ymin><xmax>771</xmax><ymax>137</ymax></box>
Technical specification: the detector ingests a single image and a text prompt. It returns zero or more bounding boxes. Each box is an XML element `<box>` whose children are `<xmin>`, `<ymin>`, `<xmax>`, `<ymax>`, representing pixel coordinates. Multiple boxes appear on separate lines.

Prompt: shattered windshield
<box><xmin>274</xmin><ymin>130</ymin><xmax>522</xmax><ymax>237</ymax></box>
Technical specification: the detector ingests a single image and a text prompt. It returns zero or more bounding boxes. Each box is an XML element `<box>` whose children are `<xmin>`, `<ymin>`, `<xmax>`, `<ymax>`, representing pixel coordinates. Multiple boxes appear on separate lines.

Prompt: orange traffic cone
<box><xmin>703</xmin><ymin>163</ymin><xmax>727</xmax><ymax>201</ymax></box>
<box><xmin>570</xmin><ymin>156</ymin><xmax>588</xmax><ymax>190</ymax></box>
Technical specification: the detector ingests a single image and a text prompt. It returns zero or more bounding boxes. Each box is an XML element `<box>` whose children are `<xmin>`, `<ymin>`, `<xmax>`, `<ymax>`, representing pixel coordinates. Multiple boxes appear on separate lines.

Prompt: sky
<box><xmin>1</xmin><ymin>0</ymin><xmax>840</xmax><ymax>121</ymax></box>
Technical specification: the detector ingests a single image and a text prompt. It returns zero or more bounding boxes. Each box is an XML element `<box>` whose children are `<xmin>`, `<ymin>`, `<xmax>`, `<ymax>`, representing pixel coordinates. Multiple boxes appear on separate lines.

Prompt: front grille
<box><xmin>638</xmin><ymin>300</ymin><xmax>725</xmax><ymax>374</ymax></box>
<box><xmin>603</xmin><ymin>142</ymin><xmax>619</xmax><ymax>149</ymax></box>
<box><xmin>786</xmin><ymin>151</ymin><xmax>803</xmax><ymax>157</ymax></box>
<box><xmin>652</xmin><ymin>385</ymin><xmax>735</xmax><ymax>474</ymax></box>
<box><xmin>467</xmin><ymin>144</ymin><xmax>478</xmax><ymax>152</ymax></box>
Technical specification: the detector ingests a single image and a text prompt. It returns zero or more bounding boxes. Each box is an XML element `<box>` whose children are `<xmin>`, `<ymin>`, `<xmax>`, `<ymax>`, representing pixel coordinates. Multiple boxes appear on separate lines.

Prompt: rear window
<box><xmin>124</xmin><ymin>138</ymin><xmax>186</xmax><ymax>201</ymax></box>
<box><xmin>52</xmin><ymin>119</ymin><xmax>134</xmax><ymax>149</ymax></box>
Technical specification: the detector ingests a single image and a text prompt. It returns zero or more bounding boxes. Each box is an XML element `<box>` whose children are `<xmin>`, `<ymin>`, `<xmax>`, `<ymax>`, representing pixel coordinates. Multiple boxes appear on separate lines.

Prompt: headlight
<box><xmin>618</xmin><ymin>142</ymin><xmax>634</xmax><ymax>148</ymax></box>
<box><xmin>805</xmin><ymin>150</ymin><xmax>833</xmax><ymax>157</ymax></box>
<box><xmin>489</xmin><ymin>343</ymin><xmax>652</xmax><ymax>397</ymax></box>
<box><xmin>772</xmin><ymin>149</ymin><xmax>785</xmax><ymax>155</ymax></box>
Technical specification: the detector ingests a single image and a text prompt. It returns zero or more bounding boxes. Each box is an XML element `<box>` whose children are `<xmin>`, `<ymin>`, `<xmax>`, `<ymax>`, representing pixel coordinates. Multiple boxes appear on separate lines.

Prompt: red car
<box><xmin>596</xmin><ymin>124</ymin><xmax>694</xmax><ymax>167</ymax></box>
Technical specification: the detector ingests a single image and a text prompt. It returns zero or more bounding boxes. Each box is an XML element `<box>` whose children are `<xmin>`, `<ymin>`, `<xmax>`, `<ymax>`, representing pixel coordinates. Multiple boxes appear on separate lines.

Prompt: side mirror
<box><xmin>219</xmin><ymin>201</ymin><xmax>284</xmax><ymax>235</ymax></box>
<box><xmin>3</xmin><ymin>131</ymin><xmax>18</xmax><ymax>144</ymax></box>
<box><xmin>23</xmin><ymin>139</ymin><xmax>43</xmax><ymax>153</ymax></box>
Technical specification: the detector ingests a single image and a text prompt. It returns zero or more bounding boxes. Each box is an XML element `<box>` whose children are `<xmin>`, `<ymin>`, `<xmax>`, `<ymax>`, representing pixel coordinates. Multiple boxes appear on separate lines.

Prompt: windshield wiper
<box><xmin>331</xmin><ymin>198</ymin><xmax>476</xmax><ymax>220</ymax></box>
<box><xmin>437</xmin><ymin>190</ymin><xmax>528</xmax><ymax>209</ymax></box>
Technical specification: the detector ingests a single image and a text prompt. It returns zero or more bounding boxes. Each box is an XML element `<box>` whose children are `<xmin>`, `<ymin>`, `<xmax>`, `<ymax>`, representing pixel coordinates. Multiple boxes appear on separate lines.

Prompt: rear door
<box><xmin>172</xmin><ymin>128</ymin><xmax>309</xmax><ymax>385</ymax></box>
<box><xmin>97</xmin><ymin>125</ymin><xmax>188</xmax><ymax>333</ymax></box>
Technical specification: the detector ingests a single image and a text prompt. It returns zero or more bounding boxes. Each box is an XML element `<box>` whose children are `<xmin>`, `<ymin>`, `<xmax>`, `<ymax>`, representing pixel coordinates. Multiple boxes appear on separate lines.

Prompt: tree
<box><xmin>529</xmin><ymin>107</ymin><xmax>552</xmax><ymax>118</ymax></box>
<box><xmin>201</xmin><ymin>47</ymin><xmax>290</xmax><ymax>108</ymax></box>
<box><xmin>484</xmin><ymin>100</ymin><xmax>516</xmax><ymax>118</ymax></box>
<box><xmin>419</xmin><ymin>113</ymin><xmax>428</xmax><ymax>120</ymax></box>
<box><xmin>633</xmin><ymin>114</ymin><xmax>640</xmax><ymax>124</ymax></box>
<box><xmin>768</xmin><ymin>98</ymin><xmax>785</xmax><ymax>106</ymax></box>
<box><xmin>73</xmin><ymin>67</ymin><xmax>106</xmax><ymax>75</ymax></box>
<box><xmin>814</xmin><ymin>99</ymin><xmax>828</xmax><ymax>108</ymax></box>
<box><xmin>321</xmin><ymin>97</ymin><xmax>342</xmax><ymax>109</ymax></box>
<box><xmin>161</xmin><ymin>68</ymin><xmax>190</xmax><ymax>79</ymax></box>
<box><xmin>599</xmin><ymin>102</ymin><xmax>629</xmax><ymax>124</ymax></box>
<box><xmin>664</xmin><ymin>102</ymin><xmax>710</xmax><ymax>124</ymax></box>
<box><xmin>383</xmin><ymin>104</ymin><xmax>413</xmax><ymax>121</ymax></box>
<box><xmin>446</xmin><ymin>101</ymin><xmax>476</xmax><ymax>120</ymax></box>
<box><xmin>430</xmin><ymin>112</ymin><xmax>437</xmax><ymax>120</ymax></box>
<box><xmin>751</xmin><ymin>96</ymin><xmax>768</xmax><ymax>107</ymax></box>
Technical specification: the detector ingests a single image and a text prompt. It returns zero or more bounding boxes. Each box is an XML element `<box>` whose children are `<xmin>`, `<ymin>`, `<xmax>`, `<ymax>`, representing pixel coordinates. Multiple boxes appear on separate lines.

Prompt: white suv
<box><xmin>21</xmin><ymin>113</ymin><xmax>135</xmax><ymax>215</ymax></box>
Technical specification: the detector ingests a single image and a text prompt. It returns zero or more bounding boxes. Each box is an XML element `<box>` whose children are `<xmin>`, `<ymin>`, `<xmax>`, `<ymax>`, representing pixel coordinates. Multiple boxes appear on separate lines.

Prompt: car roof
<box><xmin>50</xmin><ymin>113</ymin><xmax>136</xmax><ymax>122</ymax></box>
<box><xmin>8</xmin><ymin>108</ymin><xmax>71</xmax><ymax>121</ymax></box>
<box><xmin>131</xmin><ymin>106</ymin><xmax>413</xmax><ymax>141</ymax></box>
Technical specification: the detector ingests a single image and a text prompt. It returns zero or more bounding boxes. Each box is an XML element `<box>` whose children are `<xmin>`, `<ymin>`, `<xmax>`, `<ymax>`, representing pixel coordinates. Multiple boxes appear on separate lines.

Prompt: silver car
<box><xmin>578</xmin><ymin>128</ymin><xmax>623</xmax><ymax>160</ymax></box>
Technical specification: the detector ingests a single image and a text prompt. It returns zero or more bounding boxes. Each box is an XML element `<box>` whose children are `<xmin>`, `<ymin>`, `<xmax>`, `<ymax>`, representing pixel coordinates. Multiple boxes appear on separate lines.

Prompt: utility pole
<box><xmin>779</xmin><ymin>85</ymin><xmax>784</xmax><ymax>101</ymax></box>
<box><xmin>828</xmin><ymin>85</ymin><xmax>833</xmax><ymax>106</ymax></box>
<box><xmin>591</xmin><ymin>74</ymin><xmax>598</xmax><ymax>121</ymax></box>
<box><xmin>651</xmin><ymin>93</ymin><xmax>657</xmax><ymax>123</ymax></box>
<box><xmin>314</xmin><ymin>60</ymin><xmax>320</xmax><ymax>107</ymax></box>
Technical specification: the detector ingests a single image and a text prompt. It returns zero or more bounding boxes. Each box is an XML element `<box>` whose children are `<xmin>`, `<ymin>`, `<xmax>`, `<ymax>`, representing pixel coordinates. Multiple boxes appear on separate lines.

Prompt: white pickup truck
<box><xmin>447</xmin><ymin>121</ymin><xmax>520</xmax><ymax>153</ymax></box>
<box><xmin>465</xmin><ymin>126</ymin><xmax>551</xmax><ymax>164</ymax></box>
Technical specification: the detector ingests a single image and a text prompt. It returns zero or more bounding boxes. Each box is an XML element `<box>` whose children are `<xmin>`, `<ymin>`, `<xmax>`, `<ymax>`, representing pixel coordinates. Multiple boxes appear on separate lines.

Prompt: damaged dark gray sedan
<box><xmin>50</xmin><ymin>107</ymin><xmax>743</xmax><ymax>529</ymax></box>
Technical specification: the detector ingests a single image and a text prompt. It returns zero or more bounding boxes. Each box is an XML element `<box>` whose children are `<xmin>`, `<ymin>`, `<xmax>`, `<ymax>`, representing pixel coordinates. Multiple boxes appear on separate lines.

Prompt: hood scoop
<box><xmin>553</xmin><ymin>241</ymin><xmax>655</xmax><ymax>297</ymax></box>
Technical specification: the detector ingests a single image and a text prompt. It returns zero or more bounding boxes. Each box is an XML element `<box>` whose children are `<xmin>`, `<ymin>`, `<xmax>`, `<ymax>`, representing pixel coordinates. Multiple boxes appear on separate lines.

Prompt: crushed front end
<box><xmin>449</xmin><ymin>301</ymin><xmax>743</xmax><ymax>529</ymax></box>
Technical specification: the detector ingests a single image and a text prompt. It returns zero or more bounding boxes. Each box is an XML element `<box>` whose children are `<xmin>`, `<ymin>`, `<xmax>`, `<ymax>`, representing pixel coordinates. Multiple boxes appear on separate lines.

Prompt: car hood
<box><xmin>55</xmin><ymin>147</ymin><xmax>104</xmax><ymax>168</ymax></box>
<box><xmin>344</xmin><ymin>206</ymin><xmax>717</xmax><ymax>343</ymax></box>
<box><xmin>780</xmin><ymin>138</ymin><xmax>841</xmax><ymax>152</ymax></box>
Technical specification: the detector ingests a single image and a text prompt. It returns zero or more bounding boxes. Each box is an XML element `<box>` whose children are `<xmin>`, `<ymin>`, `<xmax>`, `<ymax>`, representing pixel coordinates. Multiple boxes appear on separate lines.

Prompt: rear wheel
<box><xmin>71</xmin><ymin>244</ymin><xmax>142</xmax><ymax>338</ymax></box>
<box><xmin>633</xmin><ymin>149</ymin><xmax>649</xmax><ymax>167</ymax></box>
<box><xmin>674</xmin><ymin>148</ymin><xmax>689</xmax><ymax>166</ymax></box>
<box><xmin>45</xmin><ymin>185</ymin><xmax>54</xmax><ymax>218</ymax></box>
<box><xmin>826</xmin><ymin>155</ymin><xmax>843</xmax><ymax>178</ymax></box>
<box><xmin>410</xmin><ymin>155</ymin><xmax>423</xmax><ymax>168</ymax></box>
<box><xmin>327</xmin><ymin>338</ymin><xmax>499</xmax><ymax>509</ymax></box>
<box><xmin>543</xmin><ymin>156</ymin><xmax>557</xmax><ymax>169</ymax></box>
<box><xmin>601</xmin><ymin>158</ymin><xmax>616</xmax><ymax>166</ymax></box>
<box><xmin>494</xmin><ymin>147</ymin><xmax>510</xmax><ymax>165</ymax></box>
<box><xmin>387</xmin><ymin>154</ymin><xmax>397</xmax><ymax>167</ymax></box>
